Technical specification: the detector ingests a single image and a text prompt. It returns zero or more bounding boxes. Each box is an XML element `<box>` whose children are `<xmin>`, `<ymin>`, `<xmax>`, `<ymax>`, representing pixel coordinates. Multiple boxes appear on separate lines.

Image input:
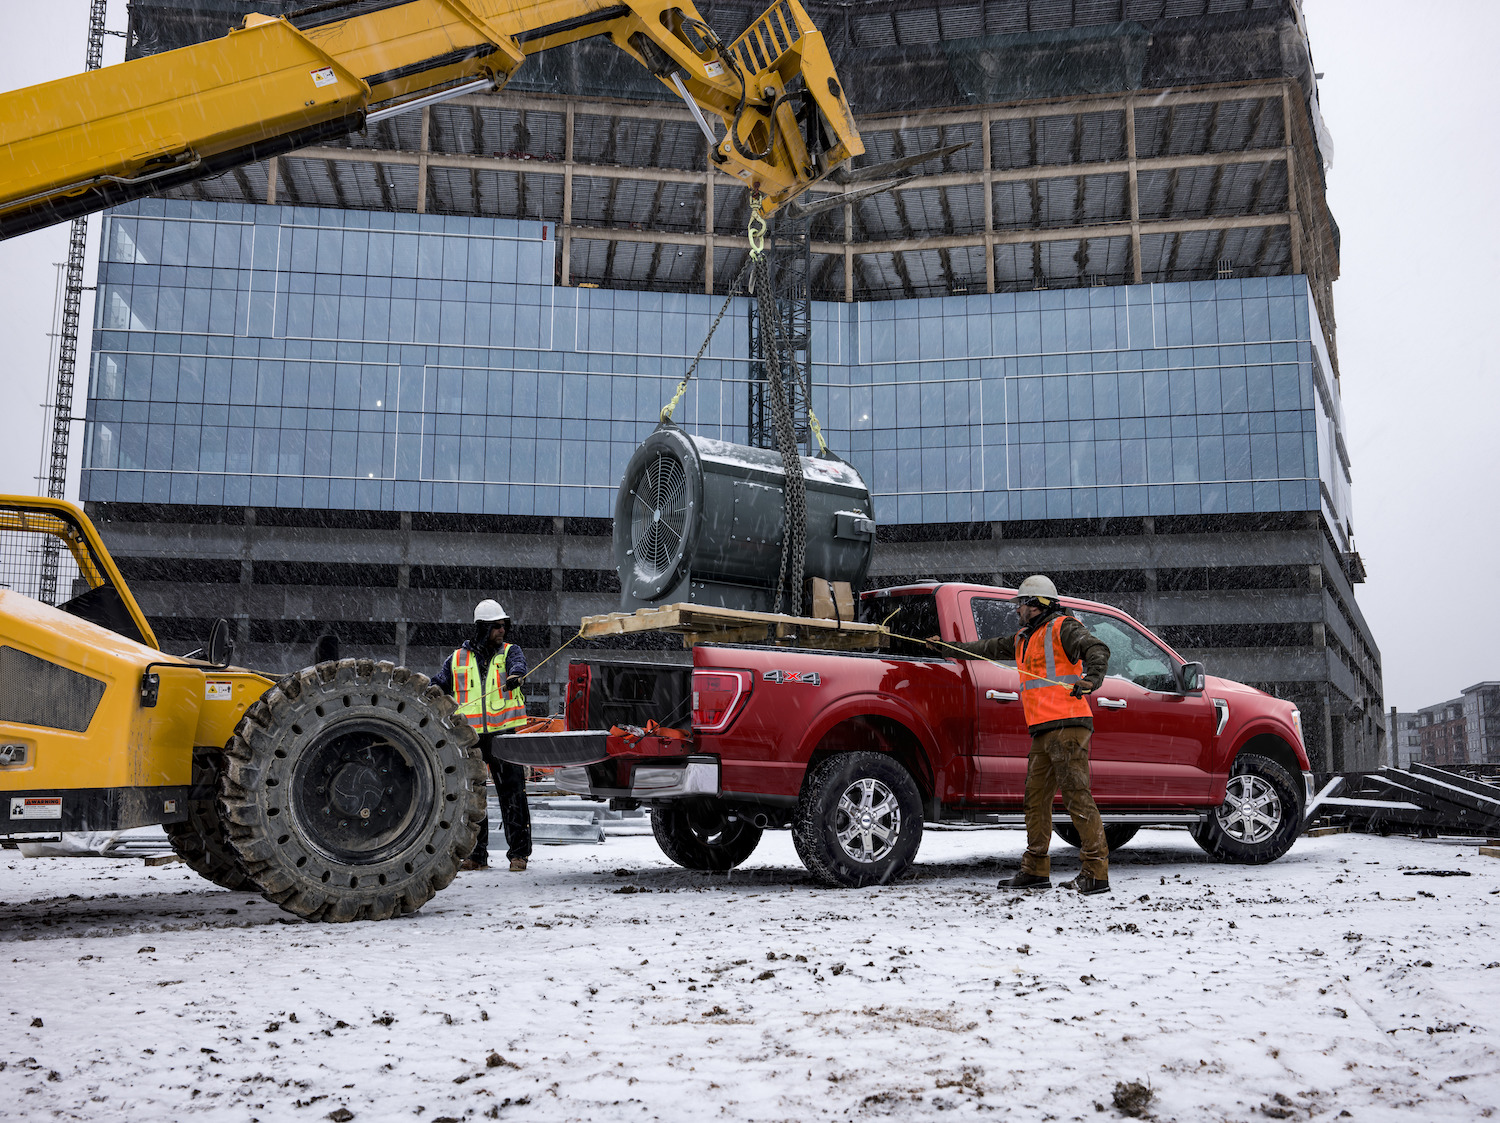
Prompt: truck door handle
<box><xmin>986</xmin><ymin>690</ymin><xmax>1019</xmax><ymax>702</ymax></box>
<box><xmin>1096</xmin><ymin>698</ymin><xmax>1127</xmax><ymax>709</ymax></box>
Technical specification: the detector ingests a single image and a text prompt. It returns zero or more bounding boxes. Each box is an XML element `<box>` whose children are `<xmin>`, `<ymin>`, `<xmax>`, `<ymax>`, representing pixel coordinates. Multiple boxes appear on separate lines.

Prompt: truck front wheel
<box><xmin>793</xmin><ymin>751</ymin><xmax>923</xmax><ymax>888</ymax></box>
<box><xmin>651</xmin><ymin>800</ymin><xmax>763</xmax><ymax>871</ymax></box>
<box><xmin>218</xmin><ymin>659</ymin><xmax>487</xmax><ymax>922</ymax></box>
<box><xmin>1190</xmin><ymin>752</ymin><xmax>1302</xmax><ymax>864</ymax></box>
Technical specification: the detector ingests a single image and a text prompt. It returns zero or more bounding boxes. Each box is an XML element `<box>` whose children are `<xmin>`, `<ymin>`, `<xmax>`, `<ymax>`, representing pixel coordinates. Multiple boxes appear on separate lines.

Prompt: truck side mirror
<box><xmin>1178</xmin><ymin>661</ymin><xmax>1206</xmax><ymax>694</ymax></box>
<box><xmin>207</xmin><ymin>617</ymin><xmax>234</xmax><ymax>667</ymax></box>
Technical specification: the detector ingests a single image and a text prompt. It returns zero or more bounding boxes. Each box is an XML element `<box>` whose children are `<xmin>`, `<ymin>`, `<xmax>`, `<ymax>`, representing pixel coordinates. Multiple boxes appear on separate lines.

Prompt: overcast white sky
<box><xmin>0</xmin><ymin>1</ymin><xmax>1496</xmax><ymax>712</ymax></box>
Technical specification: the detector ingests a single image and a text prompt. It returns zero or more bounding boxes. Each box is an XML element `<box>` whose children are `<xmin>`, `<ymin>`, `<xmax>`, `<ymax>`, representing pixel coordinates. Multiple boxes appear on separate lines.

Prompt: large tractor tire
<box><xmin>166</xmin><ymin>751</ymin><xmax>253</xmax><ymax>891</ymax></box>
<box><xmin>218</xmin><ymin>659</ymin><xmax>486</xmax><ymax>922</ymax></box>
<box><xmin>652</xmin><ymin>800</ymin><xmax>763</xmax><ymax>871</ymax></box>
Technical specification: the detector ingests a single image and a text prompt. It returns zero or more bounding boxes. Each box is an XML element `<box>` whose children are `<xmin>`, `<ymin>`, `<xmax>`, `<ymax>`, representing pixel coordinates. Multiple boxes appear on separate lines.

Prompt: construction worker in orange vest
<box><xmin>434</xmin><ymin>599</ymin><xmax>532</xmax><ymax>872</ymax></box>
<box><xmin>934</xmin><ymin>575</ymin><xmax>1113</xmax><ymax>894</ymax></box>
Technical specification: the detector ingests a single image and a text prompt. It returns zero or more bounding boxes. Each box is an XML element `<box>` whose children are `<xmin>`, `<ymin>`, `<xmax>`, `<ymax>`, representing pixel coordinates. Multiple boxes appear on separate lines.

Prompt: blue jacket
<box><xmin>433</xmin><ymin>639</ymin><xmax>527</xmax><ymax>697</ymax></box>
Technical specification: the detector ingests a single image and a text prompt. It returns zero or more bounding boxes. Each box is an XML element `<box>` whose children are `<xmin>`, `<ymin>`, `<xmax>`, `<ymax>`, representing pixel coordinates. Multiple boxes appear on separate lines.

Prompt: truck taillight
<box><xmin>692</xmin><ymin>670</ymin><xmax>752</xmax><ymax>733</ymax></box>
<box><xmin>565</xmin><ymin>662</ymin><xmax>591</xmax><ymax>731</ymax></box>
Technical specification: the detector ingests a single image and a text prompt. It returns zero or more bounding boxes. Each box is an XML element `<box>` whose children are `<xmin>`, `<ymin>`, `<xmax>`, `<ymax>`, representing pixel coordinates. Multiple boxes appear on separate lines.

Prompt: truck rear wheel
<box><xmin>651</xmin><ymin>800</ymin><xmax>763</xmax><ymax>871</ymax></box>
<box><xmin>792</xmin><ymin>751</ymin><xmax>923</xmax><ymax>888</ymax></box>
<box><xmin>1053</xmin><ymin>822</ymin><xmax>1140</xmax><ymax>852</ymax></box>
<box><xmin>1190</xmin><ymin>752</ymin><xmax>1302</xmax><ymax>865</ymax></box>
<box><xmin>166</xmin><ymin>752</ymin><xmax>253</xmax><ymax>891</ymax></box>
<box><xmin>218</xmin><ymin>659</ymin><xmax>487</xmax><ymax>922</ymax></box>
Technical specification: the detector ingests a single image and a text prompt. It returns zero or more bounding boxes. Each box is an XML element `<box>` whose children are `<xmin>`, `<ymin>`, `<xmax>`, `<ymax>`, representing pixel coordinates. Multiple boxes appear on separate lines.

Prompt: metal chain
<box><xmin>752</xmin><ymin>248</ymin><xmax>808</xmax><ymax>615</ymax></box>
<box><xmin>659</xmin><ymin>259</ymin><xmax>753</xmax><ymax>425</ymax></box>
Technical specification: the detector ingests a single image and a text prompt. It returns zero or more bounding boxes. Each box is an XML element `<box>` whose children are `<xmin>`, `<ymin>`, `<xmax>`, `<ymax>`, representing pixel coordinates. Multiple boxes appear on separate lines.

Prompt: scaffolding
<box><xmin>35</xmin><ymin>0</ymin><xmax>108</xmax><ymax>606</ymax></box>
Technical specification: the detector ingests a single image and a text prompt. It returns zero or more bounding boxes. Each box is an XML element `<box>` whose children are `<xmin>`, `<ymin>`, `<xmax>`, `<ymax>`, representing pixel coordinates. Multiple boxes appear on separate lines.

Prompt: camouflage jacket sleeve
<box><xmin>942</xmin><ymin>633</ymin><xmax>1019</xmax><ymax>661</ymax></box>
<box><xmin>1059</xmin><ymin>618</ymin><xmax>1110</xmax><ymax>690</ymax></box>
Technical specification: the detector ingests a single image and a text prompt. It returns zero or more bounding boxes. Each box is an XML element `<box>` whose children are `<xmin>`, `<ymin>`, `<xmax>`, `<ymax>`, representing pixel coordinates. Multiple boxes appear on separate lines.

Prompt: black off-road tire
<box><xmin>651</xmin><ymin>800</ymin><xmax>763</xmax><ymax>871</ymax></box>
<box><xmin>1190</xmin><ymin>752</ymin><xmax>1303</xmax><ymax>865</ymax></box>
<box><xmin>218</xmin><ymin>659</ymin><xmax>486</xmax><ymax>922</ymax></box>
<box><xmin>166</xmin><ymin>752</ymin><xmax>253</xmax><ymax>891</ymax></box>
<box><xmin>1053</xmin><ymin>823</ymin><xmax>1141</xmax><ymax>852</ymax></box>
<box><xmin>792</xmin><ymin>751</ymin><xmax>924</xmax><ymax>888</ymax></box>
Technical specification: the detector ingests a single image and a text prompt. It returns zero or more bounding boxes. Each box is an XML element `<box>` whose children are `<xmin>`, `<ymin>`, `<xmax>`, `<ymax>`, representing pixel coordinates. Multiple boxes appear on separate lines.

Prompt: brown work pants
<box><xmin>1020</xmin><ymin>726</ymin><xmax>1108</xmax><ymax>881</ymax></box>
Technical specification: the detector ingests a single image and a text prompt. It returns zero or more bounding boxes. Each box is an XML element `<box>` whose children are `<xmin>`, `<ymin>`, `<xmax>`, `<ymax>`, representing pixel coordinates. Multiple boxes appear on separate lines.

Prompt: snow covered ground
<box><xmin>2</xmin><ymin>826</ymin><xmax>1497</xmax><ymax>1122</ymax></box>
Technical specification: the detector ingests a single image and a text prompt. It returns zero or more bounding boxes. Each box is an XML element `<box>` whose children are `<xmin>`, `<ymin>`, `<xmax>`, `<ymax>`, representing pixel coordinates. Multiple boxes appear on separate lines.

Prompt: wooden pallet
<box><xmin>579</xmin><ymin>603</ymin><xmax>888</xmax><ymax>651</ymax></box>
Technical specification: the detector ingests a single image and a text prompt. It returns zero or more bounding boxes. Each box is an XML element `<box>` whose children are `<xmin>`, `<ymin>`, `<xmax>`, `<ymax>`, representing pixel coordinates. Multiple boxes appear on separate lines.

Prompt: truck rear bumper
<box><xmin>492</xmin><ymin>730</ymin><xmax>611</xmax><ymax>768</ymax></box>
<box><xmin>554</xmin><ymin>756</ymin><xmax>720</xmax><ymax>801</ymax></box>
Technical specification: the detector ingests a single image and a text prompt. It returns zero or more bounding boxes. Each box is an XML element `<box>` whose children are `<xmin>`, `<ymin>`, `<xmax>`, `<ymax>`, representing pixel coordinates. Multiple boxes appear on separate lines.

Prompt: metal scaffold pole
<box><xmin>37</xmin><ymin>0</ymin><xmax>109</xmax><ymax>605</ymax></box>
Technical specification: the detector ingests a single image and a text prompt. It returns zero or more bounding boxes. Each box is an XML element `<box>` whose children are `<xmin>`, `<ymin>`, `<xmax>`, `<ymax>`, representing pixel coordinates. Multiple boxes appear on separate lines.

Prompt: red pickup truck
<box><xmin>510</xmin><ymin>582</ymin><xmax>1313</xmax><ymax>887</ymax></box>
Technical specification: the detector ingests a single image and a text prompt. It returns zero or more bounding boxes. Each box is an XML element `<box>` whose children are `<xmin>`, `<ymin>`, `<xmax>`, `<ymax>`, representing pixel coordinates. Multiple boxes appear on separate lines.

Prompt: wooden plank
<box><xmin>580</xmin><ymin>602</ymin><xmax>889</xmax><ymax>652</ymax></box>
<box><xmin>580</xmin><ymin>602</ymin><xmax>886</xmax><ymax>645</ymax></box>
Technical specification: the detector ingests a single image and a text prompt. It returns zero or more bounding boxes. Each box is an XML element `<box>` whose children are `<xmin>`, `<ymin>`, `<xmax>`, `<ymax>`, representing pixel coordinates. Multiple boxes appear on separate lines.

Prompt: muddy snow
<box><xmin>2</xmin><ymin>828</ymin><xmax>1497</xmax><ymax>1121</ymax></box>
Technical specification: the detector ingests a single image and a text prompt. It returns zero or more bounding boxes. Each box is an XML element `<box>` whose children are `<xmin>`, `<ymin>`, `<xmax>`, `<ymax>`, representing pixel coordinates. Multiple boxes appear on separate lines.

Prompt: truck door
<box><xmin>962</xmin><ymin>594</ymin><xmax>1030</xmax><ymax>802</ymax></box>
<box><xmin>1072</xmin><ymin>610</ymin><xmax>1216</xmax><ymax>805</ymax></box>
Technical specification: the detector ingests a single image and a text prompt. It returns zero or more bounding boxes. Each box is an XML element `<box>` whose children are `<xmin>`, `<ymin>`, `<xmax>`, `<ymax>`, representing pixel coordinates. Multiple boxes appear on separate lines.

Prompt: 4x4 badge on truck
<box><xmin>764</xmin><ymin>670</ymin><xmax>821</xmax><ymax>685</ymax></box>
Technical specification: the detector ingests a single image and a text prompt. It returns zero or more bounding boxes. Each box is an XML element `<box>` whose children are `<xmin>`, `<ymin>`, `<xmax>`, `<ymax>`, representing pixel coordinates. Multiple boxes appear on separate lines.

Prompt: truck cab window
<box><xmin>863</xmin><ymin>593</ymin><xmax>938</xmax><ymax>657</ymax></box>
<box><xmin>970</xmin><ymin>597</ymin><xmax>1018</xmax><ymax>664</ymax></box>
<box><xmin>1075</xmin><ymin>610</ymin><xmax>1179</xmax><ymax>693</ymax></box>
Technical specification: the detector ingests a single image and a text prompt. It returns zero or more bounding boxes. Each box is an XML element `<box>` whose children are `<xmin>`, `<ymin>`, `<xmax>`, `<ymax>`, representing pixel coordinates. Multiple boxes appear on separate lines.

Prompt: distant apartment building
<box><xmin>1417</xmin><ymin>697</ymin><xmax>1467</xmax><ymax>767</ymax></box>
<box><xmin>1389</xmin><ymin>708</ymin><xmax>1421</xmax><ymax>769</ymax></box>
<box><xmin>1461</xmin><ymin>681</ymin><xmax>1500</xmax><ymax>765</ymax></box>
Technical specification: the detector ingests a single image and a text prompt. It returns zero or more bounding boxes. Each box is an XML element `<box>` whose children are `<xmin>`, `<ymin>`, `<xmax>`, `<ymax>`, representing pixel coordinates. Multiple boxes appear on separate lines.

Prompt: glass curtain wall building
<box><xmin>87</xmin><ymin>200</ymin><xmax>1342</xmax><ymax>529</ymax></box>
<box><xmin>79</xmin><ymin>0</ymin><xmax>1383</xmax><ymax>772</ymax></box>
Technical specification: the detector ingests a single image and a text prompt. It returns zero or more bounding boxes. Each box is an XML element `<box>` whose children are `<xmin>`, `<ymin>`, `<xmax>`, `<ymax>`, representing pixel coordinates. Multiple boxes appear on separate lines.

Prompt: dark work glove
<box><xmin>505</xmin><ymin>676</ymin><xmax>522</xmax><ymax>691</ymax></box>
<box><xmin>1069</xmin><ymin>681</ymin><xmax>1095</xmax><ymax>698</ymax></box>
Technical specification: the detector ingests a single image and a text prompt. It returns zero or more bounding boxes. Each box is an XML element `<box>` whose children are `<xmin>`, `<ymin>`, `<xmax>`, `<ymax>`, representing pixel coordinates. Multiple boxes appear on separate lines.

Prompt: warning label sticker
<box><xmin>704</xmin><ymin>60</ymin><xmax>724</xmax><ymax>77</ymax></box>
<box><xmin>311</xmin><ymin>66</ymin><xmax>338</xmax><ymax>88</ymax></box>
<box><xmin>206</xmin><ymin>680</ymin><xmax>233</xmax><ymax>701</ymax></box>
<box><xmin>10</xmin><ymin>797</ymin><xmax>62</xmax><ymax>821</ymax></box>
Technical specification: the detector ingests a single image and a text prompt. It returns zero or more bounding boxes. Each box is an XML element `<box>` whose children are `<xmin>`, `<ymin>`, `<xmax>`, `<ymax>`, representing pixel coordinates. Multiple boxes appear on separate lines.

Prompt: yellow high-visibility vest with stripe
<box><xmin>451</xmin><ymin>643</ymin><xmax>526</xmax><ymax>733</ymax></box>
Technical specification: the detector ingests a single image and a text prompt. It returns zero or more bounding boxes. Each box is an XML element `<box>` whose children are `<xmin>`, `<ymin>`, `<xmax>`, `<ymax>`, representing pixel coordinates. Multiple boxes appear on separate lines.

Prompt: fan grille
<box><xmin>629</xmin><ymin>451</ymin><xmax>690</xmax><ymax>580</ymax></box>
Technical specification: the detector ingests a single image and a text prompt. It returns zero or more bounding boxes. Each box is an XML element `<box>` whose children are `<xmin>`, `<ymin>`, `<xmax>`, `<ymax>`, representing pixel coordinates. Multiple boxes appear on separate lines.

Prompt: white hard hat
<box><xmin>1015</xmin><ymin>575</ymin><xmax>1059</xmax><ymax>602</ymax></box>
<box><xmin>474</xmin><ymin>599</ymin><xmax>510</xmax><ymax>623</ymax></box>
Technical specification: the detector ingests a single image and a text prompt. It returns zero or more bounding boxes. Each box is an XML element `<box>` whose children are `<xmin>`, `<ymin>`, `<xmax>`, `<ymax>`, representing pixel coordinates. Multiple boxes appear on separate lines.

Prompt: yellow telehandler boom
<box><xmin>0</xmin><ymin>0</ymin><xmax>864</xmax><ymax>240</ymax></box>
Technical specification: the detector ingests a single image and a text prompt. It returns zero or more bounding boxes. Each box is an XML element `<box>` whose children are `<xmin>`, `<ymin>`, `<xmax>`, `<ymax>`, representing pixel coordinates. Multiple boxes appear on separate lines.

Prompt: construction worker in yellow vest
<box><xmin>435</xmin><ymin>599</ymin><xmax>532</xmax><ymax>871</ymax></box>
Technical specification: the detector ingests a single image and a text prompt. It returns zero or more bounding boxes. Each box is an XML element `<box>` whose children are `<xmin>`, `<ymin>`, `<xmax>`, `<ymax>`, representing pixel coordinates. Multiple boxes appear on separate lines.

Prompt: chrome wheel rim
<box><xmin>1216</xmin><ymin>773</ymin><xmax>1282</xmax><ymax>844</ymax></box>
<box><xmin>834</xmin><ymin>777</ymin><xmax>901</xmax><ymax>864</ymax></box>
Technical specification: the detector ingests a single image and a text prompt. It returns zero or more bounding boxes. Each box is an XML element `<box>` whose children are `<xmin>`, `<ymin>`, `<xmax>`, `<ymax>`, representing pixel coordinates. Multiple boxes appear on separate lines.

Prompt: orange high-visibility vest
<box><xmin>1015</xmin><ymin>615</ymin><xmax>1092</xmax><ymax>729</ymax></box>
<box><xmin>451</xmin><ymin>643</ymin><xmax>527</xmax><ymax>733</ymax></box>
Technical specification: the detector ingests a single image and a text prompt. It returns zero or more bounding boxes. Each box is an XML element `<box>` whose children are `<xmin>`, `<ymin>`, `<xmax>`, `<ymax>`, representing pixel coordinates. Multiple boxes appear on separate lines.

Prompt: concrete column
<box><xmin>266</xmin><ymin>156</ymin><xmax>279</xmax><ymax>205</ymax></box>
<box><xmin>1125</xmin><ymin>97</ymin><xmax>1142</xmax><ymax>284</ymax></box>
<box><xmin>1281</xmin><ymin>84</ymin><xmax>1303</xmax><ymax>275</ymax></box>
<box><xmin>562</xmin><ymin>101</ymin><xmax>574</xmax><ymax>286</ymax></box>
<box><xmin>981</xmin><ymin>109</ymin><xmax>996</xmax><ymax>293</ymax></box>
<box><xmin>704</xmin><ymin>158</ymin><xmax>715</xmax><ymax>295</ymax></box>
<box><xmin>416</xmin><ymin>108</ymin><xmax>431</xmax><ymax>214</ymax></box>
<box><xmin>396</xmin><ymin>510</ymin><xmax>411</xmax><ymax>666</ymax></box>
<box><xmin>843</xmin><ymin>200</ymin><xmax>854</xmax><ymax>302</ymax></box>
<box><xmin>237</xmin><ymin>506</ymin><xmax>255</xmax><ymax>651</ymax></box>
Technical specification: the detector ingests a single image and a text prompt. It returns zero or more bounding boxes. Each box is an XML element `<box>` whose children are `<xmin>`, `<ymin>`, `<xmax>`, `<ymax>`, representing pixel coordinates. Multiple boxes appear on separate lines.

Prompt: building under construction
<box><xmin>76</xmin><ymin>0</ymin><xmax>1383</xmax><ymax>771</ymax></box>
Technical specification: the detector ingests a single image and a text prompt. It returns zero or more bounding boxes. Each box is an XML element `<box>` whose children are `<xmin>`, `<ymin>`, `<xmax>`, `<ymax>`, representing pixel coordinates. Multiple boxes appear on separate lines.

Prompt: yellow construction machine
<box><xmin>0</xmin><ymin>0</ymin><xmax>866</xmax><ymax>922</ymax></box>
<box><xmin>0</xmin><ymin>0</ymin><xmax>863</xmax><ymax>238</ymax></box>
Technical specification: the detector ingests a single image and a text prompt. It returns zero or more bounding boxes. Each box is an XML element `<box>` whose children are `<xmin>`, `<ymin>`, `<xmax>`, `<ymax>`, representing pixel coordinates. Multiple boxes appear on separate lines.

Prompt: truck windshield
<box><xmin>862</xmin><ymin>592</ymin><xmax>939</xmax><ymax>657</ymax></box>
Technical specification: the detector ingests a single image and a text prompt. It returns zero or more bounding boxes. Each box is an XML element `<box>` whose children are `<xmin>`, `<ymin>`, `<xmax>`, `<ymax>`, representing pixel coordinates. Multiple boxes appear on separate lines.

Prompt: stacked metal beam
<box><xmin>1313</xmin><ymin>763</ymin><xmax>1500</xmax><ymax>837</ymax></box>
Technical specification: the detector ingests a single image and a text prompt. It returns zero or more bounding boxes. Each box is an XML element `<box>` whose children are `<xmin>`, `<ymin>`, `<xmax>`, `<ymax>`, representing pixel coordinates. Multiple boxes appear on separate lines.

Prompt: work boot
<box><xmin>1063</xmin><ymin>873</ymin><xmax>1111</xmax><ymax>895</ymax></box>
<box><xmin>460</xmin><ymin>858</ymin><xmax>488</xmax><ymax>872</ymax></box>
<box><xmin>509</xmin><ymin>858</ymin><xmax>528</xmax><ymax>872</ymax></box>
<box><xmin>998</xmin><ymin>870</ymin><xmax>1051</xmax><ymax>891</ymax></box>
